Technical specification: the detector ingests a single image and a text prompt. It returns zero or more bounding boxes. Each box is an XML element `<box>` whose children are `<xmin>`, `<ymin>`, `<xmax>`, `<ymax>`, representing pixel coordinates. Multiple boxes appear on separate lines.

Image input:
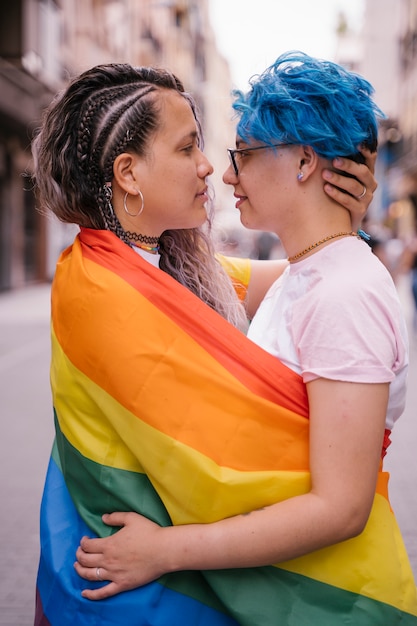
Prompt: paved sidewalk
<box><xmin>0</xmin><ymin>284</ymin><xmax>53</xmax><ymax>626</ymax></box>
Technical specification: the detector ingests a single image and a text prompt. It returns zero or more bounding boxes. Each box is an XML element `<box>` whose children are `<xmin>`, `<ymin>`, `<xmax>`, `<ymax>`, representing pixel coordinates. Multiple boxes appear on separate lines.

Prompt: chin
<box><xmin>239</xmin><ymin>215</ymin><xmax>257</xmax><ymax>230</ymax></box>
<box><xmin>169</xmin><ymin>209</ymin><xmax>207</xmax><ymax>231</ymax></box>
<box><xmin>182</xmin><ymin>215</ymin><xmax>207</xmax><ymax>230</ymax></box>
<box><xmin>193</xmin><ymin>209</ymin><xmax>209</xmax><ymax>227</ymax></box>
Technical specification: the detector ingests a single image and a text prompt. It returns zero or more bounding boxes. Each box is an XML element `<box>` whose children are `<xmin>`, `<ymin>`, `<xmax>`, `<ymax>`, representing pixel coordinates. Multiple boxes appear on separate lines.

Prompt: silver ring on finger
<box><xmin>356</xmin><ymin>184</ymin><xmax>367</xmax><ymax>199</ymax></box>
<box><xmin>96</xmin><ymin>567</ymin><xmax>103</xmax><ymax>581</ymax></box>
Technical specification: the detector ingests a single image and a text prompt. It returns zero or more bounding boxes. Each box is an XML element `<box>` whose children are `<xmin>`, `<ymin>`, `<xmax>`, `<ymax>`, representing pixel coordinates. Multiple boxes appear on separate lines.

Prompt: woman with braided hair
<box><xmin>32</xmin><ymin>64</ymin><xmax>249</xmax><ymax>328</ymax></box>
<box><xmin>33</xmin><ymin>62</ymin><xmax>379</xmax><ymax>626</ymax></box>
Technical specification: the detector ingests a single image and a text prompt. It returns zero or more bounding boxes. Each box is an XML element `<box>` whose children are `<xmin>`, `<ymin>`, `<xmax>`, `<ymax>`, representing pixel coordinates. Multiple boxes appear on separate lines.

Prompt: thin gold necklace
<box><xmin>288</xmin><ymin>231</ymin><xmax>358</xmax><ymax>262</ymax></box>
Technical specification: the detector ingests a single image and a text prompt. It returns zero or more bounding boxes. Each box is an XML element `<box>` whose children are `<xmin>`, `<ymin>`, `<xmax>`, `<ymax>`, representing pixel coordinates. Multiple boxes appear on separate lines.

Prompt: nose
<box><xmin>223</xmin><ymin>161</ymin><xmax>237</xmax><ymax>185</ymax></box>
<box><xmin>198</xmin><ymin>150</ymin><xmax>214</xmax><ymax>177</ymax></box>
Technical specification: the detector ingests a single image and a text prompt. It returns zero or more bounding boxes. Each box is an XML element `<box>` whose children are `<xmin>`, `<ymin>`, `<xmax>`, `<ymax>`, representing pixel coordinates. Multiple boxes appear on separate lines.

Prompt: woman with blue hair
<box><xmin>74</xmin><ymin>53</ymin><xmax>417</xmax><ymax>624</ymax></box>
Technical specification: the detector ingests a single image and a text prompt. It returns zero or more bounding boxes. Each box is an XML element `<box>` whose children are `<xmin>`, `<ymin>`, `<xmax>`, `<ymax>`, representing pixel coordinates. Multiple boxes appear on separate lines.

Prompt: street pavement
<box><xmin>0</xmin><ymin>284</ymin><xmax>54</xmax><ymax>626</ymax></box>
<box><xmin>0</xmin><ymin>277</ymin><xmax>416</xmax><ymax>625</ymax></box>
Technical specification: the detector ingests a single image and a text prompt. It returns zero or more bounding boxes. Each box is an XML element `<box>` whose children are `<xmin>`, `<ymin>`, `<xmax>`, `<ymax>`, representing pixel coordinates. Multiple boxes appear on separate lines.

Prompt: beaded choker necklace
<box><xmin>288</xmin><ymin>231</ymin><xmax>358</xmax><ymax>262</ymax></box>
<box><xmin>132</xmin><ymin>242</ymin><xmax>160</xmax><ymax>254</ymax></box>
<box><xmin>126</xmin><ymin>230</ymin><xmax>160</xmax><ymax>255</ymax></box>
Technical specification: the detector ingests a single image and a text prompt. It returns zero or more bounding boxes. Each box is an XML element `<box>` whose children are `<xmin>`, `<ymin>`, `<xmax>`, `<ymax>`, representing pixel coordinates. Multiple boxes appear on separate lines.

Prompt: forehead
<box><xmin>235</xmin><ymin>136</ymin><xmax>254</xmax><ymax>148</ymax></box>
<box><xmin>158</xmin><ymin>90</ymin><xmax>198</xmax><ymax>135</ymax></box>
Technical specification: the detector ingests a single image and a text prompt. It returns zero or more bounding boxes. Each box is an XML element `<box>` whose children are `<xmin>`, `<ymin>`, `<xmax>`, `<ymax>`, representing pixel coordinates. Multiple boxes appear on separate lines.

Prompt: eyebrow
<box><xmin>179</xmin><ymin>130</ymin><xmax>199</xmax><ymax>143</ymax></box>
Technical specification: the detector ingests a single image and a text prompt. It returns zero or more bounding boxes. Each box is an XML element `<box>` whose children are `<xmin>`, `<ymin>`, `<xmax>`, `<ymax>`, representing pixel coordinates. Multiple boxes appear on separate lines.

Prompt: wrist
<box><xmin>162</xmin><ymin>522</ymin><xmax>221</xmax><ymax>573</ymax></box>
<box><xmin>162</xmin><ymin>525</ymin><xmax>192</xmax><ymax>574</ymax></box>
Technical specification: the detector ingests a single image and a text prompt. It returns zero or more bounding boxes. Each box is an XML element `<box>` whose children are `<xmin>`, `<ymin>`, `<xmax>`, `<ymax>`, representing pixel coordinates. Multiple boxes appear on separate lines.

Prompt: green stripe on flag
<box><xmin>53</xmin><ymin>413</ymin><xmax>417</xmax><ymax>626</ymax></box>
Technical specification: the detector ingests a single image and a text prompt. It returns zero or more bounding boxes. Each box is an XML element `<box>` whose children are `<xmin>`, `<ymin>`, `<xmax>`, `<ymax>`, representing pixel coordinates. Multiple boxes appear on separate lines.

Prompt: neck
<box><xmin>125</xmin><ymin>230</ymin><xmax>160</xmax><ymax>255</ymax></box>
<box><xmin>282</xmin><ymin>195</ymin><xmax>354</xmax><ymax>262</ymax></box>
<box><xmin>278</xmin><ymin>179</ymin><xmax>354</xmax><ymax>261</ymax></box>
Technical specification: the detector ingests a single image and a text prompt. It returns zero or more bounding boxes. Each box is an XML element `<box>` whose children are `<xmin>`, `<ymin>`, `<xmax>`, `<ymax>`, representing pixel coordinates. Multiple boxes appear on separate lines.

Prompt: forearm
<box><xmin>164</xmin><ymin>492</ymin><xmax>364</xmax><ymax>573</ymax></box>
<box><xmin>74</xmin><ymin>491</ymin><xmax>371</xmax><ymax>601</ymax></box>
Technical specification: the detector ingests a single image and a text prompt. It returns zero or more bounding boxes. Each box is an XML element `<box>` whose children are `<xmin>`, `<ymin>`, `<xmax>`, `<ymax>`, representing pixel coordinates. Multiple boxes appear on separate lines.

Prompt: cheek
<box><xmin>255</xmin><ymin>175</ymin><xmax>286</xmax><ymax>210</ymax></box>
<box><xmin>241</xmin><ymin>169</ymin><xmax>267</xmax><ymax>193</ymax></box>
<box><xmin>166</xmin><ymin>171</ymin><xmax>194</xmax><ymax>200</ymax></box>
<box><xmin>242</xmin><ymin>179</ymin><xmax>268</xmax><ymax>210</ymax></box>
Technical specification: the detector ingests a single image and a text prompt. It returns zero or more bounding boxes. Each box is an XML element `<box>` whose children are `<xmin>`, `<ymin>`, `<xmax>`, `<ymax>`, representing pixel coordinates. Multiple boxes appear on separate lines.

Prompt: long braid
<box><xmin>75</xmin><ymin>83</ymin><xmax>155</xmax><ymax>235</ymax></box>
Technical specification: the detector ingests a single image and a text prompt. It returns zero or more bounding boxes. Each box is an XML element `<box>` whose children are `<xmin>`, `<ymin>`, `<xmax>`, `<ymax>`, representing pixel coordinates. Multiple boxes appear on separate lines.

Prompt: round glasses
<box><xmin>227</xmin><ymin>144</ymin><xmax>290</xmax><ymax>176</ymax></box>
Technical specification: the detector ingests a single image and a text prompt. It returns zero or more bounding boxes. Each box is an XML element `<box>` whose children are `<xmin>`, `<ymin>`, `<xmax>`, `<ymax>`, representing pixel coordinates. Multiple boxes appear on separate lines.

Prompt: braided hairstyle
<box><xmin>32</xmin><ymin>64</ymin><xmax>247</xmax><ymax>329</ymax></box>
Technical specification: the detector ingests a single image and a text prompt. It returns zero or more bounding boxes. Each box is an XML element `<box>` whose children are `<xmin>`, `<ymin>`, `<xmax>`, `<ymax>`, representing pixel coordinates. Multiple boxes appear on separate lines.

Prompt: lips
<box><xmin>234</xmin><ymin>193</ymin><xmax>247</xmax><ymax>209</ymax></box>
<box><xmin>196</xmin><ymin>187</ymin><xmax>208</xmax><ymax>198</ymax></box>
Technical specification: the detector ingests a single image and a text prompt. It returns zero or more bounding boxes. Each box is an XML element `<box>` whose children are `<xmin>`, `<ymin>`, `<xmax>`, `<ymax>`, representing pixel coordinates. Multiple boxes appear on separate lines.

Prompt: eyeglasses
<box><xmin>227</xmin><ymin>143</ymin><xmax>290</xmax><ymax>176</ymax></box>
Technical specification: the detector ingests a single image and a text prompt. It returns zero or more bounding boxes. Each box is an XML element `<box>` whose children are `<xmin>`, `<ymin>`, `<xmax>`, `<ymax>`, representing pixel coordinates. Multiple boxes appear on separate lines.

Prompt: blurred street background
<box><xmin>1</xmin><ymin>0</ymin><xmax>417</xmax><ymax>623</ymax></box>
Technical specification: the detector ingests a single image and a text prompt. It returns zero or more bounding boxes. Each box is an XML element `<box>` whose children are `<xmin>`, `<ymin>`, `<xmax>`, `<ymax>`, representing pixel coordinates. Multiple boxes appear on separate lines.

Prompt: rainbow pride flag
<box><xmin>35</xmin><ymin>228</ymin><xmax>417</xmax><ymax>626</ymax></box>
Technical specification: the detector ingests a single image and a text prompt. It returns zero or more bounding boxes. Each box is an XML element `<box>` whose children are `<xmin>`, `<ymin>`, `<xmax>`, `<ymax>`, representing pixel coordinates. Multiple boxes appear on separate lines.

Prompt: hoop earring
<box><xmin>297</xmin><ymin>171</ymin><xmax>304</xmax><ymax>182</ymax></box>
<box><xmin>123</xmin><ymin>189</ymin><xmax>144</xmax><ymax>217</ymax></box>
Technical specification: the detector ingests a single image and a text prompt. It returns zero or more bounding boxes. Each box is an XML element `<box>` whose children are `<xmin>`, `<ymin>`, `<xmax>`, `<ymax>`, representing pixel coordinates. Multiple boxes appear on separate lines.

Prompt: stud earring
<box><xmin>297</xmin><ymin>171</ymin><xmax>304</xmax><ymax>182</ymax></box>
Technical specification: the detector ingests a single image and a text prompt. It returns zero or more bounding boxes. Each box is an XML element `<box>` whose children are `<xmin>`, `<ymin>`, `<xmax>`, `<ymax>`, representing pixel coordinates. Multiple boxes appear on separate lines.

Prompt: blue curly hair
<box><xmin>232</xmin><ymin>51</ymin><xmax>385</xmax><ymax>161</ymax></box>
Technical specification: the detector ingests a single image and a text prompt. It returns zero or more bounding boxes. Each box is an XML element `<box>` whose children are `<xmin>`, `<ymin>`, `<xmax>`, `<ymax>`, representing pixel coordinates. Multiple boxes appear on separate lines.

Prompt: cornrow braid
<box><xmin>78</xmin><ymin>82</ymin><xmax>159</xmax><ymax>240</ymax></box>
<box><xmin>98</xmin><ymin>183</ymin><xmax>130</xmax><ymax>245</ymax></box>
<box><xmin>76</xmin><ymin>88</ymin><xmax>118</xmax><ymax>177</ymax></box>
<box><xmin>95</xmin><ymin>87</ymin><xmax>156</xmax><ymax>183</ymax></box>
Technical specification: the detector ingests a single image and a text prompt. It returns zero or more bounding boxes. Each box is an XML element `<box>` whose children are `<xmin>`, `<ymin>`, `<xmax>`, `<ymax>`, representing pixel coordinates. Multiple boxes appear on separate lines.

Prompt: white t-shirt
<box><xmin>247</xmin><ymin>236</ymin><xmax>409</xmax><ymax>430</ymax></box>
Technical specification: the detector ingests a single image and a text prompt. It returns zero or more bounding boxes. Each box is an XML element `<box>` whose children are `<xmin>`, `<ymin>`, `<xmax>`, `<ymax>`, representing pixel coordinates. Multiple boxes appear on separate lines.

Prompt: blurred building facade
<box><xmin>397</xmin><ymin>0</ymin><xmax>417</xmax><ymax>182</ymax></box>
<box><xmin>337</xmin><ymin>0</ymin><xmax>417</xmax><ymax>236</ymax></box>
<box><xmin>0</xmin><ymin>0</ymin><xmax>235</xmax><ymax>290</ymax></box>
<box><xmin>2</xmin><ymin>0</ymin><xmax>417</xmax><ymax>290</ymax></box>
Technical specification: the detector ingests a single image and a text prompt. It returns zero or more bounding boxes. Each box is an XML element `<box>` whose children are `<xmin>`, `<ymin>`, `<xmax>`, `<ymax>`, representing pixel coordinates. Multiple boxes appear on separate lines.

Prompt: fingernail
<box><xmin>334</xmin><ymin>158</ymin><xmax>343</xmax><ymax>166</ymax></box>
